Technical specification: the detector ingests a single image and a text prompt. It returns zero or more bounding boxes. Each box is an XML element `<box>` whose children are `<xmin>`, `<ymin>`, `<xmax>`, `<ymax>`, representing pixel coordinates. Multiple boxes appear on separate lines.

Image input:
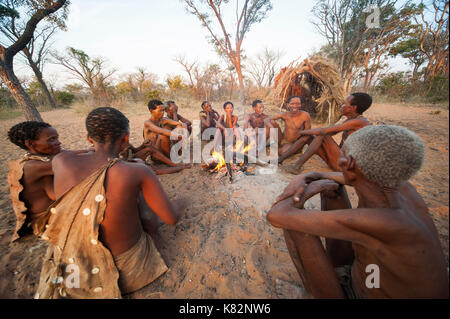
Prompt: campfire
<box><xmin>202</xmin><ymin>140</ymin><xmax>257</xmax><ymax>183</ymax></box>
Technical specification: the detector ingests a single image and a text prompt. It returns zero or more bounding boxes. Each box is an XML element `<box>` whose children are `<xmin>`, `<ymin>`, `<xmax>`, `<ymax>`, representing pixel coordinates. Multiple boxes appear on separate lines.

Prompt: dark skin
<box><xmin>165</xmin><ymin>102</ymin><xmax>192</xmax><ymax>134</ymax></box>
<box><xmin>264</xmin><ymin>97</ymin><xmax>311</xmax><ymax>156</ymax></box>
<box><xmin>214</xmin><ymin>103</ymin><xmax>242</xmax><ymax>150</ymax></box>
<box><xmin>143</xmin><ymin>104</ymin><xmax>187</xmax><ymax>158</ymax></box>
<box><xmin>200</xmin><ymin>102</ymin><xmax>220</xmax><ymax>133</ymax></box>
<box><xmin>20</xmin><ymin>127</ymin><xmax>61</xmax><ymax>214</ymax></box>
<box><xmin>279</xmin><ymin>95</ymin><xmax>370</xmax><ymax>172</ymax></box>
<box><xmin>267</xmin><ymin>149</ymin><xmax>449</xmax><ymax>299</ymax></box>
<box><xmin>217</xmin><ymin>104</ymin><xmax>239</xmax><ymax>130</ymax></box>
<box><xmin>18</xmin><ymin>127</ymin><xmax>90</xmax><ymax>220</ymax></box>
<box><xmin>121</xmin><ymin>139</ymin><xmax>190</xmax><ymax>173</ymax></box>
<box><xmin>244</xmin><ymin>102</ymin><xmax>282</xmax><ymax>150</ymax></box>
<box><xmin>52</xmin><ymin>132</ymin><xmax>184</xmax><ymax>257</ymax></box>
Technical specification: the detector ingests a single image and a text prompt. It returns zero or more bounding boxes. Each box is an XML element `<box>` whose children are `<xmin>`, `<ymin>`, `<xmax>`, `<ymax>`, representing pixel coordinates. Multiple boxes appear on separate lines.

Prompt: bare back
<box><xmin>21</xmin><ymin>160</ymin><xmax>54</xmax><ymax>214</ymax></box>
<box><xmin>351</xmin><ymin>183</ymin><xmax>448</xmax><ymax>298</ymax></box>
<box><xmin>52</xmin><ymin>152</ymin><xmax>176</xmax><ymax>257</ymax></box>
<box><xmin>339</xmin><ymin>116</ymin><xmax>371</xmax><ymax>147</ymax></box>
<box><xmin>269</xmin><ymin>181</ymin><xmax>449</xmax><ymax>298</ymax></box>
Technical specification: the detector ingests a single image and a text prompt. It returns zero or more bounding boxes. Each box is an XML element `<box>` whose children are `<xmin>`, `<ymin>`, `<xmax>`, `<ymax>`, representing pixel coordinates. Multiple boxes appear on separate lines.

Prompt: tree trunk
<box><xmin>413</xmin><ymin>63</ymin><xmax>420</xmax><ymax>79</ymax></box>
<box><xmin>0</xmin><ymin>0</ymin><xmax>66</xmax><ymax>121</ymax></box>
<box><xmin>0</xmin><ymin>61</ymin><xmax>43</xmax><ymax>121</ymax></box>
<box><xmin>229</xmin><ymin>72</ymin><xmax>234</xmax><ymax>100</ymax></box>
<box><xmin>235</xmin><ymin>63</ymin><xmax>245</xmax><ymax>114</ymax></box>
<box><xmin>24</xmin><ymin>49</ymin><xmax>57</xmax><ymax>109</ymax></box>
<box><xmin>363</xmin><ymin>70</ymin><xmax>370</xmax><ymax>90</ymax></box>
<box><xmin>343</xmin><ymin>72</ymin><xmax>353</xmax><ymax>96</ymax></box>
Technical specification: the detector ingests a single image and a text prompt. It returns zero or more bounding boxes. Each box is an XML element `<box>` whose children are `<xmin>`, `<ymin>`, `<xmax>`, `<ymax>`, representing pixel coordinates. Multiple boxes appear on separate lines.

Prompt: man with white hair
<box><xmin>267</xmin><ymin>125</ymin><xmax>449</xmax><ymax>299</ymax></box>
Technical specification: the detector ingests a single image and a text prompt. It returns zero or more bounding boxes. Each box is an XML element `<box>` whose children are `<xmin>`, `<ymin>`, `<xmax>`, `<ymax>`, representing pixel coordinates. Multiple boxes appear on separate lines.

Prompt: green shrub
<box><xmin>425</xmin><ymin>75</ymin><xmax>449</xmax><ymax>103</ymax></box>
<box><xmin>376</xmin><ymin>72</ymin><xmax>408</xmax><ymax>98</ymax></box>
<box><xmin>146</xmin><ymin>89</ymin><xmax>161</xmax><ymax>100</ymax></box>
<box><xmin>55</xmin><ymin>91</ymin><xmax>75</xmax><ymax>106</ymax></box>
<box><xmin>376</xmin><ymin>72</ymin><xmax>449</xmax><ymax>103</ymax></box>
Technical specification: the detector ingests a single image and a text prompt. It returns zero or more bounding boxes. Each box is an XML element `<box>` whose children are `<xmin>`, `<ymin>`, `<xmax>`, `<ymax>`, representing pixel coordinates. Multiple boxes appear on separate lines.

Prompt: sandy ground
<box><xmin>0</xmin><ymin>102</ymin><xmax>448</xmax><ymax>298</ymax></box>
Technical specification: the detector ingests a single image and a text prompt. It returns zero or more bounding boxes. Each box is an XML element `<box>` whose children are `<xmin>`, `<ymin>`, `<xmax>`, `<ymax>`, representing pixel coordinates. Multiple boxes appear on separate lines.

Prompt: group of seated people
<box><xmin>198</xmin><ymin>94</ymin><xmax>372</xmax><ymax>174</ymax></box>
<box><xmin>5</xmin><ymin>93</ymin><xmax>449</xmax><ymax>299</ymax></box>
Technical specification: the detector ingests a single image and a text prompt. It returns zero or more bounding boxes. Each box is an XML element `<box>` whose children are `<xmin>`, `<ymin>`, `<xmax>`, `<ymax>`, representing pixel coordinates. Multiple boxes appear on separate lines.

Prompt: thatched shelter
<box><xmin>270</xmin><ymin>56</ymin><xmax>346</xmax><ymax>124</ymax></box>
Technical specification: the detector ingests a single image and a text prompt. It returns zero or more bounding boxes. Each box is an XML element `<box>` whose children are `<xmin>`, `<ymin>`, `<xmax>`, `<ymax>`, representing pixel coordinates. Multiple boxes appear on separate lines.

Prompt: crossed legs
<box><xmin>133</xmin><ymin>142</ymin><xmax>178</xmax><ymax>167</ymax></box>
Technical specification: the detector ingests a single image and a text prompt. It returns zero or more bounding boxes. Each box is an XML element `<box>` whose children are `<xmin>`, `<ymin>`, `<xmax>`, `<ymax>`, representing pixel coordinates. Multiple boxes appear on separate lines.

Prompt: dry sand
<box><xmin>0</xmin><ymin>102</ymin><xmax>448</xmax><ymax>298</ymax></box>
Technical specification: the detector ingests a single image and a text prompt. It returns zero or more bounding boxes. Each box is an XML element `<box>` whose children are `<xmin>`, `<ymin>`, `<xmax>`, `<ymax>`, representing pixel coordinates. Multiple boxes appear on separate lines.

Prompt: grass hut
<box><xmin>270</xmin><ymin>56</ymin><xmax>345</xmax><ymax>124</ymax></box>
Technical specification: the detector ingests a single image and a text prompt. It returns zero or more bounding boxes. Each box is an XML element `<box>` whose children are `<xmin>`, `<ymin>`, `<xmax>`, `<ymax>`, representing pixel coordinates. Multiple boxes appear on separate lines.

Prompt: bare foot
<box><xmin>282</xmin><ymin>164</ymin><xmax>301</xmax><ymax>175</ymax></box>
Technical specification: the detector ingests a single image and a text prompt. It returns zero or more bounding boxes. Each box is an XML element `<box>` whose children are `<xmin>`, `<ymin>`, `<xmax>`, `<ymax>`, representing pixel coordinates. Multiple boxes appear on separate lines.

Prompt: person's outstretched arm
<box><xmin>300</xmin><ymin>118</ymin><xmax>366</xmax><ymax>136</ymax></box>
<box><xmin>145</xmin><ymin>120</ymin><xmax>181</xmax><ymax>138</ymax></box>
<box><xmin>178</xmin><ymin>114</ymin><xmax>192</xmax><ymax>126</ymax></box>
<box><xmin>264</xmin><ymin>113</ymin><xmax>285</xmax><ymax>128</ymax></box>
<box><xmin>162</xmin><ymin>117</ymin><xmax>186</xmax><ymax>128</ymax></box>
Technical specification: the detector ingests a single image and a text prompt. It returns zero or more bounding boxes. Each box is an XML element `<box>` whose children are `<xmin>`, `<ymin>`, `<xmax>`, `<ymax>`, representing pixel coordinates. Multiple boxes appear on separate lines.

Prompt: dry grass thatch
<box><xmin>269</xmin><ymin>56</ymin><xmax>346</xmax><ymax>124</ymax></box>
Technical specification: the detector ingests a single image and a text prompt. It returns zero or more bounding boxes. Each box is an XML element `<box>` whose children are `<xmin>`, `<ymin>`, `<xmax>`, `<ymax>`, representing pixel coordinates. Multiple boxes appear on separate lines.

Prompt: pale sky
<box><xmin>10</xmin><ymin>0</ymin><xmax>412</xmax><ymax>88</ymax></box>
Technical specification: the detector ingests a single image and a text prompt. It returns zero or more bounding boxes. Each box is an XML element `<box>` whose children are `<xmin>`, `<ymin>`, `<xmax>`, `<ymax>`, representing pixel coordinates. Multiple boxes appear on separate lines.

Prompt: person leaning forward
<box><xmin>267</xmin><ymin>125</ymin><xmax>449</xmax><ymax>299</ymax></box>
<box><xmin>35</xmin><ymin>107</ymin><xmax>185</xmax><ymax>299</ymax></box>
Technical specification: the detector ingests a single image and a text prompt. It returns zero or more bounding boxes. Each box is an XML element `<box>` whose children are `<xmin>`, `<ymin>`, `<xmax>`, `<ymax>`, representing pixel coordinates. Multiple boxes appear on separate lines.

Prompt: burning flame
<box><xmin>210</xmin><ymin>140</ymin><xmax>254</xmax><ymax>172</ymax></box>
<box><xmin>211</xmin><ymin>151</ymin><xmax>226</xmax><ymax>172</ymax></box>
<box><xmin>233</xmin><ymin>140</ymin><xmax>252</xmax><ymax>154</ymax></box>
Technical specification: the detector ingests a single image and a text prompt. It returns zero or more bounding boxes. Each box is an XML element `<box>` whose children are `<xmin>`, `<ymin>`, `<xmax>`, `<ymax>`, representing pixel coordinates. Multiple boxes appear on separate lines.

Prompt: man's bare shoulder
<box><xmin>23</xmin><ymin>157</ymin><xmax>51</xmax><ymax>167</ymax></box>
<box><xmin>52</xmin><ymin>151</ymin><xmax>98</xmax><ymax>169</ymax></box>
<box><xmin>398</xmin><ymin>182</ymin><xmax>429</xmax><ymax>216</ymax></box>
<box><xmin>299</xmin><ymin>111</ymin><xmax>311</xmax><ymax>120</ymax></box>
<box><xmin>53</xmin><ymin>150</ymin><xmax>79</xmax><ymax>164</ymax></box>
<box><xmin>108</xmin><ymin>160</ymin><xmax>152</xmax><ymax>179</ymax></box>
<box><xmin>144</xmin><ymin>118</ymin><xmax>163</xmax><ymax>129</ymax></box>
<box><xmin>23</xmin><ymin>158</ymin><xmax>52</xmax><ymax>176</ymax></box>
<box><xmin>269</xmin><ymin>112</ymin><xmax>287</xmax><ymax>119</ymax></box>
<box><xmin>344</xmin><ymin>116</ymin><xmax>370</xmax><ymax>126</ymax></box>
<box><xmin>360</xmin><ymin>117</ymin><xmax>371</xmax><ymax>126</ymax></box>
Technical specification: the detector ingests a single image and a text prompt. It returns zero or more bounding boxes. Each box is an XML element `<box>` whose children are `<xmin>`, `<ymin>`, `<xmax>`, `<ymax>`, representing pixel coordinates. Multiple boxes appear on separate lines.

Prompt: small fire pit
<box><xmin>202</xmin><ymin>142</ymin><xmax>256</xmax><ymax>183</ymax></box>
